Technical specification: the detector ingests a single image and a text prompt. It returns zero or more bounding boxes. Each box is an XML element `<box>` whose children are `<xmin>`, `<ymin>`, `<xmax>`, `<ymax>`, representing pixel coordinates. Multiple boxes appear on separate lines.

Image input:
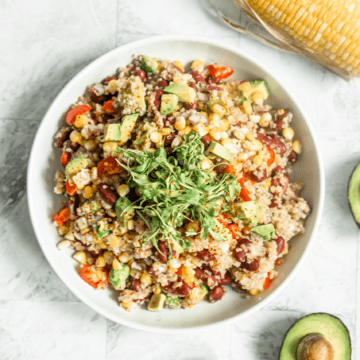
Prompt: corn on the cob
<box><xmin>246</xmin><ymin>0</ymin><xmax>360</xmax><ymax>77</ymax></box>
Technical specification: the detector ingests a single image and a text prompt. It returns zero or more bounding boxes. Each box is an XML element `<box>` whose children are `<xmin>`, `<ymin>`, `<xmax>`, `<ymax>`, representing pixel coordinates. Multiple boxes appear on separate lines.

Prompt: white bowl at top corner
<box><xmin>27</xmin><ymin>35</ymin><xmax>325</xmax><ymax>333</ymax></box>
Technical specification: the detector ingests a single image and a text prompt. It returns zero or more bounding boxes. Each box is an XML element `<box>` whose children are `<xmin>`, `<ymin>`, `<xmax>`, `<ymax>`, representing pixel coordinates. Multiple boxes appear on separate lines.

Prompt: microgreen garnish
<box><xmin>115</xmin><ymin>132</ymin><xmax>240</xmax><ymax>256</ymax></box>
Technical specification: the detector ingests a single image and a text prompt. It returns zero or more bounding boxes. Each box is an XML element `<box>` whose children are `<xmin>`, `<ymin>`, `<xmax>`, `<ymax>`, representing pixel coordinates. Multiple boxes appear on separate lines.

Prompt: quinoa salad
<box><xmin>53</xmin><ymin>55</ymin><xmax>310</xmax><ymax>312</ymax></box>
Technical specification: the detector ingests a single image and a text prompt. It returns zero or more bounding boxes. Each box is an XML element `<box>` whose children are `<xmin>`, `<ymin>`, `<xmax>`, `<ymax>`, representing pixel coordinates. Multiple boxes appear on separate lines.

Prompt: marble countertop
<box><xmin>1</xmin><ymin>0</ymin><xmax>360</xmax><ymax>359</ymax></box>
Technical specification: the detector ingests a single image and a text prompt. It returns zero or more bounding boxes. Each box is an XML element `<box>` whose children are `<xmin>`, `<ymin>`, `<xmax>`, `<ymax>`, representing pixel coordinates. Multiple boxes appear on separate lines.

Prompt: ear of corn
<box><xmin>228</xmin><ymin>0</ymin><xmax>360</xmax><ymax>79</ymax></box>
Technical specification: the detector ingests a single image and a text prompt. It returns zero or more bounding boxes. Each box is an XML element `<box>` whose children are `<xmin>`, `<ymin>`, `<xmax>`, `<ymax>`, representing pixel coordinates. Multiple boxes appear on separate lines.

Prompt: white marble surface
<box><xmin>1</xmin><ymin>0</ymin><xmax>360</xmax><ymax>359</ymax></box>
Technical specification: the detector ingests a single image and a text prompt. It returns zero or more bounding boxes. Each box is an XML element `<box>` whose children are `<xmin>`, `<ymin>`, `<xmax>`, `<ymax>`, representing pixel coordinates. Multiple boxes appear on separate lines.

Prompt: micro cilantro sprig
<box><xmin>114</xmin><ymin>132</ymin><xmax>240</xmax><ymax>257</ymax></box>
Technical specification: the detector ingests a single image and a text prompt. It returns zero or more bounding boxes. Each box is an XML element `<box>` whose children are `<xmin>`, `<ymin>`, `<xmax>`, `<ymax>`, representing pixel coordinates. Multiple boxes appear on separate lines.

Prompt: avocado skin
<box><xmin>278</xmin><ymin>313</ymin><xmax>351</xmax><ymax>360</ymax></box>
<box><xmin>348</xmin><ymin>163</ymin><xmax>360</xmax><ymax>228</ymax></box>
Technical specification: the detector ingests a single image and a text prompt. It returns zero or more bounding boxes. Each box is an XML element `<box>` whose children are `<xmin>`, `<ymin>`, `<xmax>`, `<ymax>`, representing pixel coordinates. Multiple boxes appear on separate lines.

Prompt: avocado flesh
<box><xmin>348</xmin><ymin>163</ymin><xmax>360</xmax><ymax>227</ymax></box>
<box><xmin>279</xmin><ymin>313</ymin><xmax>351</xmax><ymax>360</ymax></box>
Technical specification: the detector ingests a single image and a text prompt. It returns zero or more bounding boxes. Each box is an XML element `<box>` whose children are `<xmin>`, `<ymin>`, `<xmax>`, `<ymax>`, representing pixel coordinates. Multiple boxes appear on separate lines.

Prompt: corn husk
<box><xmin>212</xmin><ymin>0</ymin><xmax>360</xmax><ymax>81</ymax></box>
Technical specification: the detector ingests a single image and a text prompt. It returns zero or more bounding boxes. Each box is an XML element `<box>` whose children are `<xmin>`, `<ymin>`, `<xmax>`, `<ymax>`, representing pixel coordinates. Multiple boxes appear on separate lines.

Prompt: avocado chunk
<box><xmin>148</xmin><ymin>293</ymin><xmax>166</xmax><ymax>311</ymax></box>
<box><xmin>232</xmin><ymin>201</ymin><xmax>259</xmax><ymax>226</ymax></box>
<box><xmin>109</xmin><ymin>265</ymin><xmax>130</xmax><ymax>290</ymax></box>
<box><xmin>171</xmin><ymin>240</ymin><xmax>184</xmax><ymax>254</ymax></box>
<box><xmin>279</xmin><ymin>313</ymin><xmax>351</xmax><ymax>360</ymax></box>
<box><xmin>65</xmin><ymin>155</ymin><xmax>88</xmax><ymax>179</ymax></box>
<box><xmin>165</xmin><ymin>294</ymin><xmax>182</xmax><ymax>309</ymax></box>
<box><xmin>164</xmin><ymin>84</ymin><xmax>196</xmax><ymax>103</ymax></box>
<box><xmin>141</xmin><ymin>56</ymin><xmax>158</xmax><ymax>75</ymax></box>
<box><xmin>119</xmin><ymin>113</ymin><xmax>139</xmax><ymax>145</ymax></box>
<box><xmin>115</xmin><ymin>196</ymin><xmax>135</xmax><ymax>228</ymax></box>
<box><xmin>103</xmin><ymin>124</ymin><xmax>122</xmax><ymax>142</ymax></box>
<box><xmin>208</xmin><ymin>141</ymin><xmax>231</xmax><ymax>162</ymax></box>
<box><xmin>251</xmin><ymin>224</ymin><xmax>275</xmax><ymax>241</ymax></box>
<box><xmin>348</xmin><ymin>163</ymin><xmax>360</xmax><ymax>228</ymax></box>
<box><xmin>160</xmin><ymin>94</ymin><xmax>179</xmax><ymax>115</ymax></box>
<box><xmin>198</xmin><ymin>284</ymin><xmax>209</xmax><ymax>300</ymax></box>
<box><xmin>239</xmin><ymin>80</ymin><xmax>270</xmax><ymax>103</ymax></box>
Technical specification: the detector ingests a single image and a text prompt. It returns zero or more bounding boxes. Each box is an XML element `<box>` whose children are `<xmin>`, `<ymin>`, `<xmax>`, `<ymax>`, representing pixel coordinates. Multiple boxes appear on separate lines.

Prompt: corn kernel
<box><xmin>245</xmin><ymin>139</ymin><xmax>263</xmax><ymax>151</ymax></box>
<box><xmin>174</xmin><ymin>116</ymin><xmax>186</xmax><ymax>131</ymax></box>
<box><xmin>64</xmin><ymin>231</ymin><xmax>75</xmax><ymax>240</ymax></box>
<box><xmin>70</xmin><ymin>130</ymin><xmax>82</xmax><ymax>143</ymax></box>
<box><xmin>282</xmin><ymin>127</ymin><xmax>295</xmax><ymax>140</ymax></box>
<box><xmin>209</xmin><ymin>127</ymin><xmax>221</xmax><ymax>141</ymax></box>
<box><xmin>150</xmin><ymin>132</ymin><xmax>162</xmax><ymax>143</ymax></box>
<box><xmin>84</xmin><ymin>140</ymin><xmax>96</xmax><ymax>151</ymax></box>
<box><xmin>193</xmin><ymin>123</ymin><xmax>209</xmax><ymax>137</ymax></box>
<box><xmin>95</xmin><ymin>256</ymin><xmax>106</xmax><ymax>268</ymax></box>
<box><xmin>98</xmin><ymin>241</ymin><xmax>107</xmax><ymax>249</ymax></box>
<box><xmin>182</xmin><ymin>267</ymin><xmax>195</xmax><ymax>284</ymax></box>
<box><xmin>212</xmin><ymin>104</ymin><xmax>226</xmax><ymax>117</ymax></box>
<box><xmin>83</xmin><ymin>185</ymin><xmax>94</xmax><ymax>199</ymax></box>
<box><xmin>140</xmin><ymin>272</ymin><xmax>153</xmax><ymax>286</ymax></box>
<box><xmin>108</xmin><ymin>234</ymin><xmax>121</xmax><ymax>248</ymax></box>
<box><xmin>253</xmin><ymin>154</ymin><xmax>264</xmax><ymax>166</ymax></box>
<box><xmin>58</xmin><ymin>225</ymin><xmax>69</xmax><ymax>236</ymax></box>
<box><xmin>201</xmin><ymin>158</ymin><xmax>214</xmax><ymax>170</ymax></box>
<box><xmin>249</xmin><ymin>289</ymin><xmax>260</xmax><ymax>295</ymax></box>
<box><xmin>154</xmin><ymin>288</ymin><xmax>161</xmax><ymax>295</ymax></box>
<box><xmin>243</xmin><ymin>101</ymin><xmax>253</xmax><ymax>114</ymax></box>
<box><xmin>245</xmin><ymin>132</ymin><xmax>255</xmax><ymax>141</ymax></box>
<box><xmin>119</xmin><ymin>252</ymin><xmax>130</xmax><ymax>264</ymax></box>
<box><xmin>127</xmin><ymin>219</ymin><xmax>135</xmax><ymax>230</ymax></box>
<box><xmin>74</xmin><ymin>114</ymin><xmax>88</xmax><ymax>128</ymax></box>
<box><xmin>218</xmin><ymin>119</ymin><xmax>230</xmax><ymax>132</ymax></box>
<box><xmin>73</xmin><ymin>251</ymin><xmax>87</xmax><ymax>264</ymax></box>
<box><xmin>90</xmin><ymin>167</ymin><xmax>98</xmax><ymax>180</ymax></box>
<box><xmin>292</xmin><ymin>140</ymin><xmax>302</xmax><ymax>154</ymax></box>
<box><xmin>78</xmin><ymin>137</ymin><xmax>86</xmax><ymax>147</ymax></box>
<box><xmin>221</xmin><ymin>131</ymin><xmax>229</xmax><ymax>140</ymax></box>
<box><xmin>107</xmin><ymin>209</ymin><xmax>117</xmax><ymax>218</ymax></box>
<box><xmin>173</xmin><ymin>60</ymin><xmax>184</xmax><ymax>71</ymax></box>
<box><xmin>107</xmin><ymin>79</ymin><xmax>118</xmax><ymax>94</ymax></box>
<box><xmin>233</xmin><ymin>128</ymin><xmax>245</xmax><ymax>140</ymax></box>
<box><xmin>221</xmin><ymin>138</ymin><xmax>234</xmax><ymax>149</ymax></box>
<box><xmin>263</xmin><ymin>179</ymin><xmax>271</xmax><ymax>188</ymax></box>
<box><xmin>161</xmin><ymin>127</ymin><xmax>172</xmax><ymax>136</ymax></box>
<box><xmin>252</xmin><ymin>91</ymin><xmax>264</xmax><ymax>105</ymax></box>
<box><xmin>186</xmin><ymin>221</ymin><xmax>199</xmax><ymax>233</ymax></box>
<box><xmin>103</xmin><ymin>141</ymin><xmax>118</xmax><ymax>152</ymax></box>
<box><xmin>259</xmin><ymin>113</ymin><xmax>272</xmax><ymax>127</ymax></box>
<box><xmin>113</xmin><ymin>258</ymin><xmax>122</xmax><ymax>270</ymax></box>
<box><xmin>238</xmin><ymin>82</ymin><xmax>251</xmax><ymax>92</ymax></box>
<box><xmin>103</xmin><ymin>251</ymin><xmax>114</xmax><ymax>264</ymax></box>
<box><xmin>117</xmin><ymin>184</ymin><xmax>130</xmax><ymax>197</ymax></box>
<box><xmin>182</xmin><ymin>126</ymin><xmax>192</xmax><ymax>135</ymax></box>
<box><xmin>122</xmin><ymin>301</ymin><xmax>131</xmax><ymax>310</ymax></box>
<box><xmin>191</xmin><ymin>59</ymin><xmax>204</xmax><ymax>72</ymax></box>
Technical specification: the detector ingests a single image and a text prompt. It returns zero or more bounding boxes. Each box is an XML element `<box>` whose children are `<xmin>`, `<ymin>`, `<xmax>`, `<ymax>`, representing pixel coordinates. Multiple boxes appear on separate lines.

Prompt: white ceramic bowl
<box><xmin>27</xmin><ymin>35</ymin><xmax>325</xmax><ymax>333</ymax></box>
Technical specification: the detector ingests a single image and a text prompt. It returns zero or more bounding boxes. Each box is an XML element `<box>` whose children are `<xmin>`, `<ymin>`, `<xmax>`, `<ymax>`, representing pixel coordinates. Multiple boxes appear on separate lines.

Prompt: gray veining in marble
<box><xmin>1</xmin><ymin>0</ymin><xmax>360</xmax><ymax>359</ymax></box>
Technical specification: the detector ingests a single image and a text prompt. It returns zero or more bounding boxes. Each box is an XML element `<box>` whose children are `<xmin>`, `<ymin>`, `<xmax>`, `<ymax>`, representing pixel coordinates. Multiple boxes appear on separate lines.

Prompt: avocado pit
<box><xmin>296</xmin><ymin>333</ymin><xmax>334</xmax><ymax>360</ymax></box>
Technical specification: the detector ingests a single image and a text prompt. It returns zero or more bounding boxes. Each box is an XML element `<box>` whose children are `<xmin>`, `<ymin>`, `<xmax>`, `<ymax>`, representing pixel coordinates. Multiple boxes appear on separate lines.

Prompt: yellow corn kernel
<box><xmin>122</xmin><ymin>301</ymin><xmax>132</xmax><ymax>310</ymax></box>
<box><xmin>74</xmin><ymin>114</ymin><xmax>88</xmax><ymax>128</ymax></box>
<box><xmin>157</xmin><ymin>62</ymin><xmax>162</xmax><ymax>71</ymax></box>
<box><xmin>233</xmin><ymin>128</ymin><xmax>245</xmax><ymax>140</ymax></box>
<box><xmin>127</xmin><ymin>220</ymin><xmax>135</xmax><ymax>230</ymax></box>
<box><xmin>243</xmin><ymin>101</ymin><xmax>253</xmax><ymax>114</ymax></box>
<box><xmin>154</xmin><ymin>288</ymin><xmax>161</xmax><ymax>295</ymax></box>
<box><xmin>193</xmin><ymin>123</ymin><xmax>209</xmax><ymax>137</ymax></box>
<box><xmin>238</xmin><ymin>82</ymin><xmax>251</xmax><ymax>92</ymax></box>
<box><xmin>218</xmin><ymin>119</ymin><xmax>230</xmax><ymax>132</ymax></box>
<box><xmin>117</xmin><ymin>184</ymin><xmax>130</xmax><ymax>197</ymax></box>
<box><xmin>103</xmin><ymin>251</ymin><xmax>114</xmax><ymax>264</ymax></box>
<box><xmin>150</xmin><ymin>131</ymin><xmax>162</xmax><ymax>143</ymax></box>
<box><xmin>252</xmin><ymin>91</ymin><xmax>264</xmax><ymax>105</ymax></box>
<box><xmin>221</xmin><ymin>138</ymin><xmax>234</xmax><ymax>149</ymax></box>
<box><xmin>73</xmin><ymin>251</ymin><xmax>87</xmax><ymax>264</ymax></box>
<box><xmin>107</xmin><ymin>79</ymin><xmax>118</xmax><ymax>94</ymax></box>
<box><xmin>182</xmin><ymin>126</ymin><xmax>192</xmax><ymax>135</ymax></box>
<box><xmin>78</xmin><ymin>137</ymin><xmax>86</xmax><ymax>147</ymax></box>
<box><xmin>182</xmin><ymin>267</ymin><xmax>195</xmax><ymax>284</ymax></box>
<box><xmin>84</xmin><ymin>140</ymin><xmax>96</xmax><ymax>151</ymax></box>
<box><xmin>64</xmin><ymin>231</ymin><xmax>74</xmax><ymax>240</ymax></box>
<box><xmin>83</xmin><ymin>185</ymin><xmax>94</xmax><ymax>199</ymax></box>
<box><xmin>292</xmin><ymin>139</ymin><xmax>302</xmax><ymax>154</ymax></box>
<box><xmin>112</xmin><ymin>258</ymin><xmax>122</xmax><ymax>270</ymax></box>
<box><xmin>249</xmin><ymin>289</ymin><xmax>260</xmax><ymax>296</ymax></box>
<box><xmin>57</xmin><ymin>225</ymin><xmax>69</xmax><ymax>236</ymax></box>
<box><xmin>245</xmin><ymin>132</ymin><xmax>255</xmax><ymax>141</ymax></box>
<box><xmin>173</xmin><ymin>60</ymin><xmax>184</xmax><ymax>71</ymax></box>
<box><xmin>259</xmin><ymin>113</ymin><xmax>272</xmax><ymax>127</ymax></box>
<box><xmin>161</xmin><ymin>127</ymin><xmax>172</xmax><ymax>136</ymax></box>
<box><xmin>174</xmin><ymin>117</ymin><xmax>186</xmax><ymax>131</ymax></box>
<box><xmin>103</xmin><ymin>141</ymin><xmax>118</xmax><ymax>152</ymax></box>
<box><xmin>282</xmin><ymin>127</ymin><xmax>295</xmax><ymax>140</ymax></box>
<box><xmin>140</xmin><ymin>272</ymin><xmax>153</xmax><ymax>286</ymax></box>
<box><xmin>174</xmin><ymin>105</ymin><xmax>180</xmax><ymax>111</ymax></box>
<box><xmin>263</xmin><ymin>178</ymin><xmax>271</xmax><ymax>188</ymax></box>
<box><xmin>108</xmin><ymin>234</ymin><xmax>121</xmax><ymax>248</ymax></box>
<box><xmin>95</xmin><ymin>256</ymin><xmax>106</xmax><ymax>268</ymax></box>
<box><xmin>209</xmin><ymin>127</ymin><xmax>221</xmax><ymax>141</ymax></box>
<box><xmin>186</xmin><ymin>221</ymin><xmax>199</xmax><ymax>233</ymax></box>
<box><xmin>107</xmin><ymin>209</ymin><xmax>117</xmax><ymax>218</ymax></box>
<box><xmin>191</xmin><ymin>59</ymin><xmax>205</xmax><ymax>72</ymax></box>
<box><xmin>253</xmin><ymin>154</ymin><xmax>264</xmax><ymax>166</ymax></box>
<box><xmin>70</xmin><ymin>130</ymin><xmax>82</xmax><ymax>143</ymax></box>
<box><xmin>212</xmin><ymin>104</ymin><xmax>227</xmax><ymax>117</ymax></box>
<box><xmin>98</xmin><ymin>241</ymin><xmax>107</xmax><ymax>249</ymax></box>
<box><xmin>201</xmin><ymin>158</ymin><xmax>214</xmax><ymax>170</ymax></box>
<box><xmin>245</xmin><ymin>139</ymin><xmax>263</xmax><ymax>151</ymax></box>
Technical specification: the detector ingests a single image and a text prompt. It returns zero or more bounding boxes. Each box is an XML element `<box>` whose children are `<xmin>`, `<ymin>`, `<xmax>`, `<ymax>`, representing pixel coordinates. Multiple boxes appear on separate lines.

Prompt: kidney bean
<box><xmin>195</xmin><ymin>266</ymin><xmax>219</xmax><ymax>288</ymax></box>
<box><xmin>274</xmin><ymin>120</ymin><xmax>283</xmax><ymax>131</ymax></box>
<box><xmin>238</xmin><ymin>238</ymin><xmax>251</xmax><ymax>248</ymax></box>
<box><xmin>157</xmin><ymin>80</ymin><xmax>168</xmax><ymax>87</ymax></box>
<box><xmin>163</xmin><ymin>281</ymin><xmax>191</xmax><ymax>296</ymax></box>
<box><xmin>134</xmin><ymin>69</ymin><xmax>146</xmax><ymax>82</ymax></box>
<box><xmin>211</xmin><ymin>285</ymin><xmax>224</xmax><ymax>300</ymax></box>
<box><xmin>273</xmin><ymin>166</ymin><xmax>285</xmax><ymax>175</ymax></box>
<box><xmin>164</xmin><ymin>133</ymin><xmax>176</xmax><ymax>146</ymax></box>
<box><xmin>133</xmin><ymin>279</ymin><xmax>141</xmax><ymax>292</ymax></box>
<box><xmin>215</xmin><ymin>163</ymin><xmax>228</xmax><ymax>174</ymax></box>
<box><xmin>207</xmin><ymin>85</ymin><xmax>224</xmax><ymax>92</ymax></box>
<box><xmin>188</xmin><ymin>82</ymin><xmax>197</xmax><ymax>90</ymax></box>
<box><xmin>133</xmin><ymin>293</ymin><xmax>152</xmax><ymax>303</ymax></box>
<box><xmin>185</xmin><ymin>100</ymin><xmax>198</xmax><ymax>110</ymax></box>
<box><xmin>190</xmin><ymin>71</ymin><xmax>206</xmax><ymax>84</ymax></box>
<box><xmin>101</xmin><ymin>76</ymin><xmax>117</xmax><ymax>85</ymax></box>
<box><xmin>197</xmin><ymin>249</ymin><xmax>215</xmax><ymax>262</ymax></box>
<box><xmin>252</xmin><ymin>168</ymin><xmax>268</xmax><ymax>182</ymax></box>
<box><xmin>269</xmin><ymin>199</ymin><xmax>280</xmax><ymax>209</ymax></box>
<box><xmin>277</xmin><ymin>109</ymin><xmax>289</xmax><ymax>121</ymax></box>
<box><xmin>165</xmin><ymin>147</ymin><xmax>173</xmax><ymax>156</ymax></box>
<box><xmin>288</xmin><ymin>151</ymin><xmax>298</xmax><ymax>163</ymax></box>
<box><xmin>154</xmin><ymin>89</ymin><xmax>163</xmax><ymax>110</ymax></box>
<box><xmin>219</xmin><ymin>271</ymin><xmax>232</xmax><ymax>286</ymax></box>
<box><xmin>207</xmin><ymin>76</ymin><xmax>220</xmax><ymax>84</ymax></box>
<box><xmin>147</xmin><ymin>266</ymin><xmax>156</xmax><ymax>275</ymax></box>
<box><xmin>89</xmin><ymin>89</ymin><xmax>107</xmax><ymax>104</ymax></box>
<box><xmin>241</xmin><ymin>259</ymin><xmax>259</xmax><ymax>272</ymax></box>
<box><xmin>97</xmin><ymin>183</ymin><xmax>118</xmax><ymax>206</ymax></box>
<box><xmin>202</xmin><ymin>264</ymin><xmax>221</xmax><ymax>277</ymax></box>
<box><xmin>56</xmin><ymin>129</ymin><xmax>70</xmax><ymax>148</ymax></box>
<box><xmin>69</xmin><ymin>142</ymin><xmax>79</xmax><ymax>152</ymax></box>
<box><xmin>69</xmin><ymin>195</ymin><xmax>79</xmax><ymax>220</ymax></box>
<box><xmin>257</xmin><ymin>133</ymin><xmax>273</xmax><ymax>147</ymax></box>
<box><xmin>201</xmin><ymin>134</ymin><xmax>212</xmax><ymax>146</ymax></box>
<box><xmin>274</xmin><ymin>237</ymin><xmax>285</xmax><ymax>254</ymax></box>
<box><xmin>156</xmin><ymin>241</ymin><xmax>169</xmax><ymax>263</ymax></box>
<box><xmin>233</xmin><ymin>248</ymin><xmax>246</xmax><ymax>262</ymax></box>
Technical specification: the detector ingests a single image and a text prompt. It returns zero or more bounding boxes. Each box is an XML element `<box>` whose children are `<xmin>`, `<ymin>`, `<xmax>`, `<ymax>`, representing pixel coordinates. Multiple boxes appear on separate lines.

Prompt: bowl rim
<box><xmin>27</xmin><ymin>34</ymin><xmax>325</xmax><ymax>333</ymax></box>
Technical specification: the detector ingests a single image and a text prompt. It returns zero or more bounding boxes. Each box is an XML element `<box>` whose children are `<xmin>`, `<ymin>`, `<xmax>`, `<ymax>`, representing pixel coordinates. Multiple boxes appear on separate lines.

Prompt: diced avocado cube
<box><xmin>251</xmin><ymin>224</ymin><xmax>276</xmax><ymax>241</ymax></box>
<box><xmin>198</xmin><ymin>284</ymin><xmax>209</xmax><ymax>300</ymax></box>
<box><xmin>119</xmin><ymin>113</ymin><xmax>138</xmax><ymax>145</ymax></box>
<box><xmin>232</xmin><ymin>201</ymin><xmax>259</xmax><ymax>226</ymax></box>
<box><xmin>89</xmin><ymin>201</ymin><xmax>101</xmax><ymax>214</ymax></box>
<box><xmin>65</xmin><ymin>155</ymin><xmax>88</xmax><ymax>179</ymax></box>
<box><xmin>239</xmin><ymin>80</ymin><xmax>269</xmax><ymax>103</ymax></box>
<box><xmin>160</xmin><ymin>94</ymin><xmax>179</xmax><ymax>115</ymax></box>
<box><xmin>76</xmin><ymin>216</ymin><xmax>88</xmax><ymax>230</ymax></box>
<box><xmin>164</xmin><ymin>84</ymin><xmax>196</xmax><ymax>103</ymax></box>
<box><xmin>109</xmin><ymin>265</ymin><xmax>130</xmax><ymax>290</ymax></box>
<box><xmin>141</xmin><ymin>56</ymin><xmax>158</xmax><ymax>75</ymax></box>
<box><xmin>133</xmin><ymin>131</ymin><xmax>149</xmax><ymax>146</ymax></box>
<box><xmin>103</xmin><ymin>124</ymin><xmax>122</xmax><ymax>142</ymax></box>
<box><xmin>115</xmin><ymin>196</ymin><xmax>135</xmax><ymax>228</ymax></box>
<box><xmin>148</xmin><ymin>293</ymin><xmax>166</xmax><ymax>311</ymax></box>
<box><xmin>171</xmin><ymin>240</ymin><xmax>184</xmax><ymax>254</ymax></box>
<box><xmin>165</xmin><ymin>294</ymin><xmax>182</xmax><ymax>309</ymax></box>
<box><xmin>208</xmin><ymin>141</ymin><xmax>231</xmax><ymax>162</ymax></box>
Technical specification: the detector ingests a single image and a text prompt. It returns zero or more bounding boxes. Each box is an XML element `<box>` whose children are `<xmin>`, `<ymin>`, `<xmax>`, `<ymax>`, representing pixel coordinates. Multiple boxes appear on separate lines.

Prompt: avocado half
<box><xmin>279</xmin><ymin>313</ymin><xmax>351</xmax><ymax>360</ymax></box>
<box><xmin>349</xmin><ymin>163</ymin><xmax>360</xmax><ymax>227</ymax></box>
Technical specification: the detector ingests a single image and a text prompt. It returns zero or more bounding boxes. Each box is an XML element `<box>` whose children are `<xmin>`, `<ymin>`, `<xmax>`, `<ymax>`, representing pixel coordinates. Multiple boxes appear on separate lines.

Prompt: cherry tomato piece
<box><xmin>208</xmin><ymin>65</ymin><xmax>234</xmax><ymax>79</ymax></box>
<box><xmin>65</xmin><ymin>105</ymin><xmax>91</xmax><ymax>125</ymax></box>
